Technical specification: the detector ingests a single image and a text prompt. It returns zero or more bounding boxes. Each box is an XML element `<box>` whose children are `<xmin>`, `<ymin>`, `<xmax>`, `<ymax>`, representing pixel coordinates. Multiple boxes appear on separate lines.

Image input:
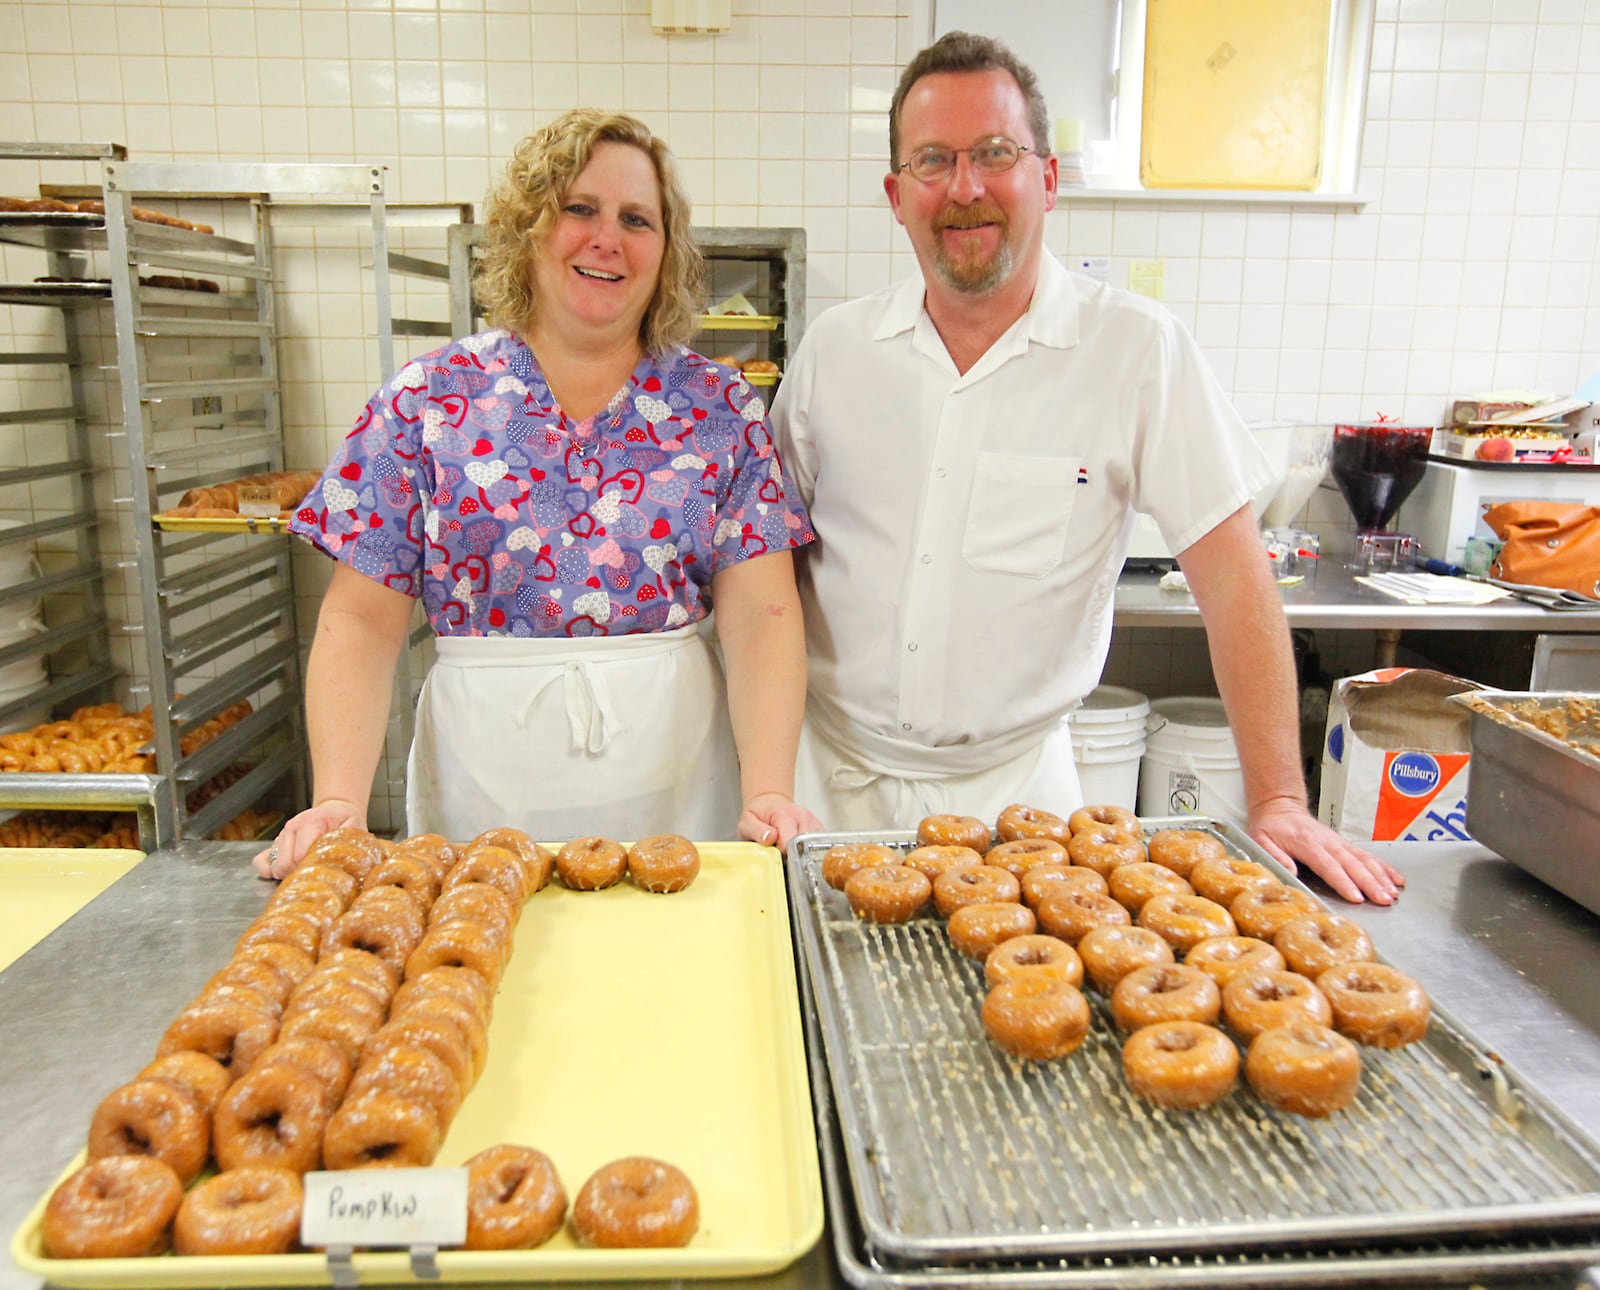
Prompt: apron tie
<box><xmin>827</xmin><ymin>762</ymin><xmax>944</xmax><ymax>824</ymax></box>
<box><xmin>517</xmin><ymin>660</ymin><xmax>622</xmax><ymax>755</ymax></box>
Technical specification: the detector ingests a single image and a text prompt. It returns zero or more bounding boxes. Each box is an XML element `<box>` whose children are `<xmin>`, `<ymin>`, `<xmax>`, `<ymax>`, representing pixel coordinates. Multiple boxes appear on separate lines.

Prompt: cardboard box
<box><xmin>1432</xmin><ymin>428</ymin><xmax>1586</xmax><ymax>464</ymax></box>
<box><xmin>1318</xmin><ymin>667</ymin><xmax>1479</xmax><ymax>842</ymax></box>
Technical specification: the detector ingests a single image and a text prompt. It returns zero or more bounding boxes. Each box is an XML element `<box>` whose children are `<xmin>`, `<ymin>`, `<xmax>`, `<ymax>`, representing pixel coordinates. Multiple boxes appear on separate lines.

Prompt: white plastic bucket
<box><xmin>0</xmin><ymin>620</ymin><xmax>47</xmax><ymax>692</ymax></box>
<box><xmin>1138</xmin><ymin>696</ymin><xmax>1246</xmax><ymax>822</ymax></box>
<box><xmin>1070</xmin><ymin>686</ymin><xmax>1149</xmax><ymax>811</ymax></box>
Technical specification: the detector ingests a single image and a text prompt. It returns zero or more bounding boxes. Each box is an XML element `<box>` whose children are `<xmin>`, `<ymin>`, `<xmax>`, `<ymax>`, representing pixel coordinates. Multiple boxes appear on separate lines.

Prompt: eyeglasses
<box><xmin>897</xmin><ymin>136</ymin><xmax>1033</xmax><ymax>183</ymax></box>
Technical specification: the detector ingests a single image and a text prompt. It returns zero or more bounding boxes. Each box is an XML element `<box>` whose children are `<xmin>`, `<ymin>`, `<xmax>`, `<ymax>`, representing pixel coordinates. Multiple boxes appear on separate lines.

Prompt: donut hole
<box><xmin>1149</xmin><ymin>969</ymin><xmax>1190</xmax><ymax>995</ymax></box>
<box><xmin>1153</xmin><ymin>1028</ymin><xmax>1200</xmax><ymax>1054</ymax></box>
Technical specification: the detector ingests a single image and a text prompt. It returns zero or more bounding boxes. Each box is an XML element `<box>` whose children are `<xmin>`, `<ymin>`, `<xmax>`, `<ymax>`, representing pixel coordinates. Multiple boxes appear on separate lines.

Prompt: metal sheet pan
<box><xmin>11</xmin><ymin>842</ymin><xmax>823</xmax><ymax>1285</ymax></box>
<box><xmin>790</xmin><ymin>819</ymin><xmax>1600</xmax><ymax>1267</ymax></box>
<box><xmin>0</xmin><ymin>849</ymin><xmax>142</xmax><ymax>973</ymax></box>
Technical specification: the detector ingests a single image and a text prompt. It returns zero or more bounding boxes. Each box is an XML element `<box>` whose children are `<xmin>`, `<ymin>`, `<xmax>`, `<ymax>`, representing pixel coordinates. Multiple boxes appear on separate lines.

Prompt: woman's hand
<box><xmin>738</xmin><ymin>792</ymin><xmax>822</xmax><ymax>853</ymax></box>
<box><xmin>252</xmin><ymin>798</ymin><xmax>367</xmax><ymax>880</ymax></box>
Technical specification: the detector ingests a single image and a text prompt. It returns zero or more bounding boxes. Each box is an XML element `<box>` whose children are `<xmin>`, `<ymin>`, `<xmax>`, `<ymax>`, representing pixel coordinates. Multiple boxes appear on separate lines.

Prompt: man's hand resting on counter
<box><xmin>1248</xmin><ymin>799</ymin><xmax>1405</xmax><ymax>905</ymax></box>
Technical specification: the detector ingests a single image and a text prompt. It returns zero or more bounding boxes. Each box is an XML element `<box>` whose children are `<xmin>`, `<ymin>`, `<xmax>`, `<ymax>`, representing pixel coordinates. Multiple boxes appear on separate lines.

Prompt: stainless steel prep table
<box><xmin>1116</xmin><ymin>566</ymin><xmax>1600</xmax><ymax>669</ymax></box>
<box><xmin>3</xmin><ymin>841</ymin><xmax>1599</xmax><ymax>1289</ymax></box>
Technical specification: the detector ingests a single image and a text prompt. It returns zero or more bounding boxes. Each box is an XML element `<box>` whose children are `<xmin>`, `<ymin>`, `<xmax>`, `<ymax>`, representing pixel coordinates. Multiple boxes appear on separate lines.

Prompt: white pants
<box><xmin>407</xmin><ymin>623</ymin><xmax>742</xmax><ymax>843</ymax></box>
<box><xmin>794</xmin><ymin>713</ymin><xmax>1083</xmax><ymax>833</ymax></box>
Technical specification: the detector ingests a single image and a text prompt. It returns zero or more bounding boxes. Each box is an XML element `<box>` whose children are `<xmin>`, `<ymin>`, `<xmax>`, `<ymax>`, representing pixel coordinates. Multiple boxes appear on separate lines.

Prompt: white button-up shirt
<box><xmin>771</xmin><ymin>254</ymin><xmax>1273</xmax><ymax>777</ymax></box>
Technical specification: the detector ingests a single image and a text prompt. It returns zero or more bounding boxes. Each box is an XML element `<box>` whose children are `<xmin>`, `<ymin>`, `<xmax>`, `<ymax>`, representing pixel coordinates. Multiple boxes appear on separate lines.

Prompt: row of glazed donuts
<box><xmin>45</xmin><ymin>827</ymin><xmax>537</xmax><ymax>1259</ymax></box>
<box><xmin>0</xmin><ymin>699</ymin><xmax>254</xmax><ymax>775</ymax></box>
<box><xmin>822</xmin><ymin>804</ymin><xmax>1430</xmax><ymax>1118</ymax></box>
<box><xmin>44</xmin><ymin>826</ymin><xmax>704</xmax><ymax>1260</ymax></box>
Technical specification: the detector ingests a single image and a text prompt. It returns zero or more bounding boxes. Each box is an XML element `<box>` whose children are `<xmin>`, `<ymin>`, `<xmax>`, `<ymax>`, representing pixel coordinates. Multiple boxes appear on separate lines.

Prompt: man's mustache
<box><xmin>932</xmin><ymin>203</ymin><xmax>1007</xmax><ymax>233</ymax></box>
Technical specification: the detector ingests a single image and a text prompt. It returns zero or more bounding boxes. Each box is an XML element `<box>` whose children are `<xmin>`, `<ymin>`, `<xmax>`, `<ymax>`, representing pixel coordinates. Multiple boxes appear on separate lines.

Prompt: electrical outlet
<box><xmin>192</xmin><ymin>395</ymin><xmax>221</xmax><ymax>417</ymax></box>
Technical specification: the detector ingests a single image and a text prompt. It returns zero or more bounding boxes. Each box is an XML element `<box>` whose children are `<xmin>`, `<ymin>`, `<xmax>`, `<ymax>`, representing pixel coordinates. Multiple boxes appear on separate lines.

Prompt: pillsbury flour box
<box><xmin>1318</xmin><ymin>667</ymin><xmax>1479</xmax><ymax>842</ymax></box>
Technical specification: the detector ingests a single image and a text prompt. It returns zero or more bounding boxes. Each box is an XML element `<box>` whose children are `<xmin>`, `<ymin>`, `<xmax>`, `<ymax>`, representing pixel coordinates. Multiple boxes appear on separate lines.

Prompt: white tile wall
<box><xmin>0</xmin><ymin>0</ymin><xmax>1597</xmax><ymax>730</ymax></box>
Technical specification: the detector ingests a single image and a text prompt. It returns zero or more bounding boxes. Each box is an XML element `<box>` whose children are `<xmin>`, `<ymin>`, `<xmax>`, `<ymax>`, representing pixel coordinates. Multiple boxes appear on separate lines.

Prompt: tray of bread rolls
<box><xmin>10</xmin><ymin>831</ymin><xmax>823</xmax><ymax>1285</ymax></box>
<box><xmin>787</xmin><ymin>811</ymin><xmax>1600</xmax><ymax>1268</ymax></box>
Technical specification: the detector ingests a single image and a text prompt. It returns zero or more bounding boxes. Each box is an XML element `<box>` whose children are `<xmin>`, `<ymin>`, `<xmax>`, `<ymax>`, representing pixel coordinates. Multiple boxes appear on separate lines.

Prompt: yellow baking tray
<box><xmin>10</xmin><ymin>842</ymin><xmax>823</xmax><ymax>1285</ymax></box>
<box><xmin>0</xmin><ymin>849</ymin><xmax>143</xmax><ymax>974</ymax></box>
<box><xmin>153</xmin><ymin>515</ymin><xmax>291</xmax><ymax>534</ymax></box>
<box><xmin>697</xmin><ymin>314</ymin><xmax>778</xmax><ymax>331</ymax></box>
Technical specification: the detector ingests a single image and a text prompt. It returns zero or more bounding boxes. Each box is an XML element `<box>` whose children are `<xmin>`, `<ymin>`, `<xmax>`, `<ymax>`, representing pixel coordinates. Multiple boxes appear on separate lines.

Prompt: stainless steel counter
<box><xmin>3</xmin><ymin>841</ymin><xmax>1599</xmax><ymax>1289</ymax></box>
<box><xmin>1116</xmin><ymin>564</ymin><xmax>1600</xmax><ymax>632</ymax></box>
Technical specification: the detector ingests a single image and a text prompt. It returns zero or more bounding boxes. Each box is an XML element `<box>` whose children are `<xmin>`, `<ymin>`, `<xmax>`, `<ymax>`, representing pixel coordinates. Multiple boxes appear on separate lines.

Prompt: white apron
<box><xmin>795</xmin><ymin>705</ymin><xmax>1083</xmax><ymax>834</ymax></box>
<box><xmin>407</xmin><ymin>622</ymin><xmax>742</xmax><ymax>843</ymax></box>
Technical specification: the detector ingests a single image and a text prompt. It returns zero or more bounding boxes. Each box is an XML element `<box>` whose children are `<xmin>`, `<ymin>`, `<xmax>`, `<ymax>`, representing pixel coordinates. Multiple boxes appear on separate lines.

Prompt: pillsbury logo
<box><xmin>1387</xmin><ymin>751</ymin><xmax>1441</xmax><ymax>797</ymax></box>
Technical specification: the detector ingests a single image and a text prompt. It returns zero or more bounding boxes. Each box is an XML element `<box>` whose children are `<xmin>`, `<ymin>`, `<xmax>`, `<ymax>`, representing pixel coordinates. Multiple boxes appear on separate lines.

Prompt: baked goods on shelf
<box><xmin>158</xmin><ymin>471</ymin><xmax>322</xmax><ymax>522</ymax></box>
<box><xmin>0</xmin><ymin>197</ymin><xmax>214</xmax><ymax>234</ymax></box>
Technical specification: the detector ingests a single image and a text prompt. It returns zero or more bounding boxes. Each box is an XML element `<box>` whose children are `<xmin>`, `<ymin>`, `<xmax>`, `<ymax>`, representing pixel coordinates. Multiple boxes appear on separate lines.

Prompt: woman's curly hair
<box><xmin>475</xmin><ymin>108</ymin><xmax>704</xmax><ymax>356</ymax></box>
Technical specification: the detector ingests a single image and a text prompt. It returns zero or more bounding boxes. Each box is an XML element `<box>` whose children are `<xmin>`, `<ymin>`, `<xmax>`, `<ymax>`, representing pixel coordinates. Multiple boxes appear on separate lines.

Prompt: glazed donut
<box><xmin>995</xmin><ymin>803</ymin><xmax>1070</xmax><ymax>844</ymax></box>
<box><xmin>984</xmin><ymin>934</ymin><xmax>1083</xmax><ymax>990</ymax></box>
<box><xmin>1145</xmin><ymin>828</ymin><xmax>1226</xmax><ymax>878</ymax></box>
<box><xmin>1067</xmin><ymin>804</ymin><xmax>1142</xmax><ymax>839</ymax></box>
<box><xmin>444</xmin><ymin>845</ymin><xmax>531</xmax><ymax>908</ymax></box>
<box><xmin>1122</xmin><ymin>1021</ymin><xmax>1240</xmax><ymax>1110</ymax></box>
<box><xmin>234</xmin><ymin>941</ymin><xmax>318</xmax><ymax>996</ymax></box>
<box><xmin>1076</xmin><ymin>924</ymin><xmax>1175</xmax><ymax>994</ymax></box>
<box><xmin>1270</xmin><ymin>915</ymin><xmax>1371</xmax><ymax>980</ymax></box>
<box><xmin>208</xmin><ymin>958</ymin><xmax>296</xmax><ymax>1011</ymax></box>
<box><xmin>265</xmin><ymin>888</ymin><xmax>345</xmax><ymax>935</ymax></box>
<box><xmin>398</xmin><ymin>994</ymin><xmax>490</xmax><ymax>1083</ymax></box>
<box><xmin>137</xmin><ymin>1052</ymin><xmax>232</xmax><ymax>1117</ymax></box>
<box><xmin>276</xmin><ymin>1004</ymin><xmax>379</xmax><ymax>1070</ymax></box>
<box><xmin>1035</xmin><ymin>889</ymin><xmax>1131</xmax><ymax>944</ymax></box>
<box><xmin>405</xmin><ymin>920</ymin><xmax>510</xmax><ymax>991</ymax></box>
<box><xmin>557</xmin><ymin>837</ymin><xmax>629</xmax><ymax>890</ymax></box>
<box><xmin>1221</xmin><ymin>970</ymin><xmax>1333</xmax><ymax>1041</ymax></box>
<box><xmin>212</xmin><ymin>1065</ymin><xmax>329</xmax><ymax>1174</ymax></box>
<box><xmin>1138</xmin><ymin>893</ymin><xmax>1237</xmax><ymax>953</ymax></box>
<box><xmin>87</xmin><ymin>1079</ymin><xmax>209</xmax><ymax>1186</ymax></box>
<box><xmin>917</xmin><ymin>814</ymin><xmax>991</xmax><ymax>854</ymax></box>
<box><xmin>932</xmin><ymin>864</ymin><xmax>1021</xmax><ymax>918</ymax></box>
<box><xmin>464</xmin><ymin>1145</ymin><xmax>568</xmax><ymax>1249</ymax></box>
<box><xmin>430</xmin><ymin>882</ymin><xmax>517</xmax><ymax>936</ymax></box>
<box><xmin>467</xmin><ymin>827</ymin><xmax>556</xmax><ymax>893</ymax></box>
<box><xmin>320</xmin><ymin>1093</ymin><xmax>441</xmax><ymax>1170</ymax></box>
<box><xmin>42</xmin><ymin>1155</ymin><xmax>184</xmax><ymax>1259</ymax></box>
<box><xmin>1111</xmin><ymin>963</ymin><xmax>1221</xmax><ymax>1031</ymax></box>
<box><xmin>1245</xmin><ymin>1022</ymin><xmax>1362</xmax><ymax>1117</ymax></box>
<box><xmin>285</xmin><ymin>973</ymin><xmax>387</xmax><ymax>1024</ymax></box>
<box><xmin>235</xmin><ymin>911</ymin><xmax>324</xmax><ymax>961</ymax></box>
<box><xmin>252</xmin><ymin>1037</ymin><xmax>353</xmax><ymax>1113</ymax></box>
<box><xmin>157</xmin><ymin>1000</ymin><xmax>278</xmax><ymax>1079</ymax></box>
<box><xmin>573</xmin><ymin>1156</ymin><xmax>698</xmax><ymax>1248</ymax></box>
<box><xmin>903</xmin><ymin>844</ymin><xmax>983</xmax><ymax>885</ymax></box>
<box><xmin>194</xmin><ymin>980</ymin><xmax>283</xmax><ymax>1021</ymax></box>
<box><xmin>302</xmin><ymin>828</ymin><xmax>388</xmax><ymax>881</ymax></box>
<box><xmin>1020</xmin><ymin>863</ymin><xmax>1107</xmax><ymax>908</ymax></box>
<box><xmin>947</xmin><ymin>901</ymin><xmax>1037</xmax><ymax>959</ymax></box>
<box><xmin>1108</xmin><ymin>862</ymin><xmax>1193</xmax><ymax>914</ymax></box>
<box><xmin>323</xmin><ymin>894</ymin><xmax>426</xmax><ymax>978</ymax></box>
<box><xmin>392</xmin><ymin>965</ymin><xmax>494</xmax><ymax>1026</ymax></box>
<box><xmin>821</xmin><ymin>843</ymin><xmax>900</xmax><ymax>890</ymax></box>
<box><xmin>981</xmin><ymin>977</ymin><xmax>1091</xmax><ymax>1060</ymax></box>
<box><xmin>318</xmin><ymin>946</ymin><xmax>401</xmax><ymax>999</ymax></box>
<box><xmin>627</xmin><ymin>835</ymin><xmax>701</xmax><ymax>893</ymax></box>
<box><xmin>1188</xmin><ymin>857</ymin><xmax>1279</xmax><ymax>907</ymax></box>
<box><xmin>365</xmin><ymin>1017</ymin><xmax>474</xmax><ymax>1094</ymax></box>
<box><xmin>984</xmin><ymin>837</ymin><xmax>1069</xmax><ymax>879</ymax></box>
<box><xmin>1184</xmin><ymin>936</ymin><xmax>1286</xmax><ymax>988</ymax></box>
<box><xmin>844</xmin><ymin>865</ymin><xmax>932</xmax><ymax>924</ymax></box>
<box><xmin>347</xmin><ymin>1042</ymin><xmax>463</xmax><ymax>1133</ymax></box>
<box><xmin>174</xmin><ymin>1166</ymin><xmax>304</xmax><ymax>1255</ymax></box>
<box><xmin>1067</xmin><ymin>829</ymin><xmax>1146</xmax><ymax>877</ymax></box>
<box><xmin>1230</xmin><ymin>884</ymin><xmax>1323</xmax><ymax>940</ymax></box>
<box><xmin>361</xmin><ymin>853</ymin><xmax>442</xmax><ymax>913</ymax></box>
<box><xmin>1316</xmin><ymin>961</ymin><xmax>1430</xmax><ymax>1048</ymax></box>
<box><xmin>394</xmin><ymin>832</ymin><xmax>455</xmax><ymax>874</ymax></box>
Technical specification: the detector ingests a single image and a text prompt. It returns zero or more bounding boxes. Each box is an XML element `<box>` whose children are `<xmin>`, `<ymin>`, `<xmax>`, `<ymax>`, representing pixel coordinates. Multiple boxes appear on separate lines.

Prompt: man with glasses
<box><xmin>770</xmin><ymin>31</ymin><xmax>1402</xmax><ymax>904</ymax></box>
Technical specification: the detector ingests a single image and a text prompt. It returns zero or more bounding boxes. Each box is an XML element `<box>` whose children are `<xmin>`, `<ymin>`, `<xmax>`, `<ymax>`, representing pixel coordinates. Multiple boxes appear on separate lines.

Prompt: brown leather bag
<box><xmin>1484</xmin><ymin>501</ymin><xmax>1600</xmax><ymax>599</ymax></box>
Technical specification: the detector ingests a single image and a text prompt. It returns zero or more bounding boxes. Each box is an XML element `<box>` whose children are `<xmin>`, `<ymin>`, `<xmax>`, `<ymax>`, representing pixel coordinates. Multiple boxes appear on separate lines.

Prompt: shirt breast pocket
<box><xmin>961</xmin><ymin>452</ymin><xmax>1080</xmax><ymax>578</ymax></box>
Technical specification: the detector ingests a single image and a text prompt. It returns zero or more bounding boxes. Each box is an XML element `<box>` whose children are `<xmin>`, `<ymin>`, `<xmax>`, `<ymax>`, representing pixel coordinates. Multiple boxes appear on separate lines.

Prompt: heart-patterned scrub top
<box><xmin>288</xmin><ymin>329</ymin><xmax>816</xmax><ymax>637</ymax></box>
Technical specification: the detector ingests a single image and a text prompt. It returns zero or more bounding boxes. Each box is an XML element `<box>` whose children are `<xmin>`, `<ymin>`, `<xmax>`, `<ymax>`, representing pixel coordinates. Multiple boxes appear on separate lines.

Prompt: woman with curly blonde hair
<box><xmin>263</xmin><ymin>109</ymin><xmax>820</xmax><ymax>873</ymax></box>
